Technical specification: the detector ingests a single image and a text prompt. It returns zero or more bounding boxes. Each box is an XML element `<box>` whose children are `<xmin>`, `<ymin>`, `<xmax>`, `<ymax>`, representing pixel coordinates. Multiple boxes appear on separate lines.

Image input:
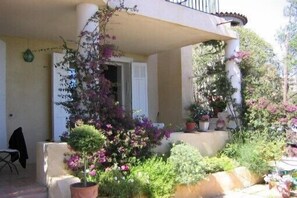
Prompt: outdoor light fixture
<box><xmin>23</xmin><ymin>49</ymin><xmax>34</xmax><ymax>62</ymax></box>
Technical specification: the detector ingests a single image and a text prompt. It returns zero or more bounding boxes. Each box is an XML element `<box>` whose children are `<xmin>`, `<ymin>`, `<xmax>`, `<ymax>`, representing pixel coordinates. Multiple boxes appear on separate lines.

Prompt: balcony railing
<box><xmin>165</xmin><ymin>0</ymin><xmax>220</xmax><ymax>14</ymax></box>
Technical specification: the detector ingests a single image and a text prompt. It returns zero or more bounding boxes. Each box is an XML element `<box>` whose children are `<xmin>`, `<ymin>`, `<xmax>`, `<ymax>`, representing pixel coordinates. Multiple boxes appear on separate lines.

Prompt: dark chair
<box><xmin>0</xmin><ymin>149</ymin><xmax>19</xmax><ymax>174</ymax></box>
<box><xmin>0</xmin><ymin>127</ymin><xmax>28</xmax><ymax>174</ymax></box>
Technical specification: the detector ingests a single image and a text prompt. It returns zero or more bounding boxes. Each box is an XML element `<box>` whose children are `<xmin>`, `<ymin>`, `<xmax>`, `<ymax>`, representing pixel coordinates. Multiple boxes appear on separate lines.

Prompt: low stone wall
<box><xmin>36</xmin><ymin>142</ymin><xmax>80</xmax><ymax>198</ymax></box>
<box><xmin>174</xmin><ymin>167</ymin><xmax>263</xmax><ymax>198</ymax></box>
<box><xmin>36</xmin><ymin>131</ymin><xmax>230</xmax><ymax>198</ymax></box>
<box><xmin>154</xmin><ymin>130</ymin><xmax>230</xmax><ymax>156</ymax></box>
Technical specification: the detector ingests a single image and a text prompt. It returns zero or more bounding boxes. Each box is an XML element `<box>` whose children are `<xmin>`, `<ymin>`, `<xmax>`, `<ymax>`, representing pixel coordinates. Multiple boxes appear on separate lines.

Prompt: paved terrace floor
<box><xmin>0</xmin><ymin>163</ymin><xmax>47</xmax><ymax>198</ymax></box>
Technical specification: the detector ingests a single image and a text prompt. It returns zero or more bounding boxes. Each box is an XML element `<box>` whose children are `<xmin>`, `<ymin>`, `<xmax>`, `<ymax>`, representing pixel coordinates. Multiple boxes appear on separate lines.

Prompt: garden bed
<box><xmin>174</xmin><ymin>167</ymin><xmax>262</xmax><ymax>198</ymax></box>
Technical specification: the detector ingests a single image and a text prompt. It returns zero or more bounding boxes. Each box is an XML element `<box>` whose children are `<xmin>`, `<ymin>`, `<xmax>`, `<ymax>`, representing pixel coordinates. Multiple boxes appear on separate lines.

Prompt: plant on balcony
<box><xmin>209</xmin><ymin>96</ymin><xmax>227</xmax><ymax>117</ymax></box>
<box><xmin>185</xmin><ymin>117</ymin><xmax>196</xmax><ymax>132</ymax></box>
<box><xmin>198</xmin><ymin>114</ymin><xmax>210</xmax><ymax>132</ymax></box>
<box><xmin>188</xmin><ymin>103</ymin><xmax>209</xmax><ymax>124</ymax></box>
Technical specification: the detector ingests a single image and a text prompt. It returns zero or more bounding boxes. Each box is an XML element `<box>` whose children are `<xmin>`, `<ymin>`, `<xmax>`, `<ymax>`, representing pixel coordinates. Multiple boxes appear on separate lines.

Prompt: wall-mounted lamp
<box><xmin>23</xmin><ymin>48</ymin><xmax>34</xmax><ymax>62</ymax></box>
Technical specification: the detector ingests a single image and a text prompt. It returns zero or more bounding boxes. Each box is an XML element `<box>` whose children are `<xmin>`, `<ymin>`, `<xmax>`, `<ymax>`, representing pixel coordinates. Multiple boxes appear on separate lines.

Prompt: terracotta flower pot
<box><xmin>70</xmin><ymin>182</ymin><xmax>98</xmax><ymax>198</ymax></box>
<box><xmin>186</xmin><ymin>122</ymin><xmax>196</xmax><ymax>132</ymax></box>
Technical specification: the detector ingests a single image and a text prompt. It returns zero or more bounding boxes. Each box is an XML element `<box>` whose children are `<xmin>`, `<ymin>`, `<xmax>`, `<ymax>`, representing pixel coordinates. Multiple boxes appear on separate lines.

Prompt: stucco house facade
<box><xmin>0</xmin><ymin>0</ymin><xmax>239</xmax><ymax>164</ymax></box>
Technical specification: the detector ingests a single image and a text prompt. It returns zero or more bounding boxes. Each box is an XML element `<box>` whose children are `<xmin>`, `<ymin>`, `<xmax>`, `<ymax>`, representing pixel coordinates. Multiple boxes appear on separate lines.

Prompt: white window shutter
<box><xmin>52</xmin><ymin>53</ymin><xmax>69</xmax><ymax>141</ymax></box>
<box><xmin>132</xmin><ymin>62</ymin><xmax>148</xmax><ymax>118</ymax></box>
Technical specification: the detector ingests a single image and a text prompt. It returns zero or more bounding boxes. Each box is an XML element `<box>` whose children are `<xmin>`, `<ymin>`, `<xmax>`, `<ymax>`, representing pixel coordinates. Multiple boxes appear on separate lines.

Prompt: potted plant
<box><xmin>199</xmin><ymin>114</ymin><xmax>210</xmax><ymax>132</ymax></box>
<box><xmin>188</xmin><ymin>103</ymin><xmax>209</xmax><ymax>124</ymax></box>
<box><xmin>209</xmin><ymin>97</ymin><xmax>227</xmax><ymax>118</ymax></box>
<box><xmin>67</xmin><ymin>124</ymin><xmax>106</xmax><ymax>198</ymax></box>
<box><xmin>185</xmin><ymin>117</ymin><xmax>196</xmax><ymax>132</ymax></box>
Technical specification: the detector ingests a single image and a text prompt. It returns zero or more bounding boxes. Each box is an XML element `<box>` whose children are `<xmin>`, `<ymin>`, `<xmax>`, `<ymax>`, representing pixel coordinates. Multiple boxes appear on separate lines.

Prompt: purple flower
<box><xmin>291</xmin><ymin>118</ymin><xmax>297</xmax><ymax>126</ymax></box>
<box><xmin>164</xmin><ymin>130</ymin><xmax>171</xmax><ymax>139</ymax></box>
<box><xmin>200</xmin><ymin>115</ymin><xmax>210</xmax><ymax>121</ymax></box>
<box><xmin>284</xmin><ymin>104</ymin><xmax>297</xmax><ymax>113</ymax></box>
<box><xmin>97</xmin><ymin>149</ymin><xmax>107</xmax><ymax>163</ymax></box>
<box><xmin>102</xmin><ymin>46</ymin><xmax>113</xmax><ymax>58</ymax></box>
<box><xmin>67</xmin><ymin>154</ymin><xmax>81</xmax><ymax>171</ymax></box>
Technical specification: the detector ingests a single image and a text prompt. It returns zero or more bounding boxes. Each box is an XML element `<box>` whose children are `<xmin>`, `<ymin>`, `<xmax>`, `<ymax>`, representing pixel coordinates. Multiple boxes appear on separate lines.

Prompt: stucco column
<box><xmin>76</xmin><ymin>3</ymin><xmax>99</xmax><ymax>54</ymax></box>
<box><xmin>225</xmin><ymin>38</ymin><xmax>241</xmax><ymax>105</ymax></box>
<box><xmin>76</xmin><ymin>3</ymin><xmax>99</xmax><ymax>36</ymax></box>
<box><xmin>0</xmin><ymin>40</ymin><xmax>7</xmax><ymax>148</ymax></box>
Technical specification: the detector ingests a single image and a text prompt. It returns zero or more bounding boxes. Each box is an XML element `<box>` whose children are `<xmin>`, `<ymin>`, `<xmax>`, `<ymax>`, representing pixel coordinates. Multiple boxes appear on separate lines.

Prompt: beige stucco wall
<box><xmin>147</xmin><ymin>54</ymin><xmax>159</xmax><ymax>122</ymax></box>
<box><xmin>181</xmin><ymin>46</ymin><xmax>194</xmax><ymax>120</ymax></box>
<box><xmin>158</xmin><ymin>48</ymin><xmax>182</xmax><ymax>126</ymax></box>
<box><xmin>1</xmin><ymin>36</ymin><xmax>62</xmax><ymax>163</ymax></box>
<box><xmin>1</xmin><ymin>35</ymin><xmax>194</xmax><ymax>162</ymax></box>
<box><xmin>157</xmin><ymin>46</ymin><xmax>193</xmax><ymax>127</ymax></box>
<box><xmin>1</xmin><ymin>36</ymin><xmax>162</xmax><ymax>163</ymax></box>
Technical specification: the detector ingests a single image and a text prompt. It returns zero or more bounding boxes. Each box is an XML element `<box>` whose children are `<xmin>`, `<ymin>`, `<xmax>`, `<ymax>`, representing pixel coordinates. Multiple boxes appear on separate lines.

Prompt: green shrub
<box><xmin>68</xmin><ymin>124</ymin><xmax>106</xmax><ymax>155</ymax></box>
<box><xmin>236</xmin><ymin>142</ymin><xmax>269</xmax><ymax>175</ymax></box>
<box><xmin>130</xmin><ymin>156</ymin><xmax>176</xmax><ymax>198</ymax></box>
<box><xmin>220</xmin><ymin>129</ymin><xmax>285</xmax><ymax>175</ymax></box>
<box><xmin>168</xmin><ymin>143</ymin><xmax>206</xmax><ymax>184</ymax></box>
<box><xmin>203</xmin><ymin>155</ymin><xmax>238</xmax><ymax>174</ymax></box>
<box><xmin>98</xmin><ymin>167</ymin><xmax>142</xmax><ymax>198</ymax></box>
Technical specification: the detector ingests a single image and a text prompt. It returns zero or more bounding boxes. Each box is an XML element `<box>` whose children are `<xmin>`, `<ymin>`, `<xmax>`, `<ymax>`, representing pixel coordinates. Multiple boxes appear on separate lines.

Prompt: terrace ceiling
<box><xmin>0</xmin><ymin>0</ymin><xmax>235</xmax><ymax>55</ymax></box>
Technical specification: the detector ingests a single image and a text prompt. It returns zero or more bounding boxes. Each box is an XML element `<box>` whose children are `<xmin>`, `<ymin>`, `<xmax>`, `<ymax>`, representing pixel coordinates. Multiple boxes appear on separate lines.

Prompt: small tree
<box><xmin>67</xmin><ymin>124</ymin><xmax>106</xmax><ymax>186</ymax></box>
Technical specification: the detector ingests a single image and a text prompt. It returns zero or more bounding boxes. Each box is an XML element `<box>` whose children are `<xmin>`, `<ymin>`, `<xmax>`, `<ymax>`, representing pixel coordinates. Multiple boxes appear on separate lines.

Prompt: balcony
<box><xmin>165</xmin><ymin>0</ymin><xmax>220</xmax><ymax>13</ymax></box>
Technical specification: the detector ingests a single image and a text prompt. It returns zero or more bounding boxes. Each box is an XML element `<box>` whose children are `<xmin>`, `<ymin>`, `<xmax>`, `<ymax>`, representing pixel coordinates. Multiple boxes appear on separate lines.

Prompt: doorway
<box><xmin>103</xmin><ymin>65</ymin><xmax>124</xmax><ymax>106</ymax></box>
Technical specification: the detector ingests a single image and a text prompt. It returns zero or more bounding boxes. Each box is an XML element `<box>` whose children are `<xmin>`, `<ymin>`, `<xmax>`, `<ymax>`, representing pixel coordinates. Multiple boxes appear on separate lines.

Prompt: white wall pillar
<box><xmin>76</xmin><ymin>3</ymin><xmax>99</xmax><ymax>37</ymax></box>
<box><xmin>225</xmin><ymin>38</ymin><xmax>241</xmax><ymax>105</ymax></box>
<box><xmin>76</xmin><ymin>3</ymin><xmax>99</xmax><ymax>55</ymax></box>
<box><xmin>0</xmin><ymin>40</ymin><xmax>7</xmax><ymax>148</ymax></box>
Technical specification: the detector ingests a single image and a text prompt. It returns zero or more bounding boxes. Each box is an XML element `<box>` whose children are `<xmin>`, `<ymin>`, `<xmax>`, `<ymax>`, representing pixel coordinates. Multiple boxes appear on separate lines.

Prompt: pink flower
<box><xmin>200</xmin><ymin>115</ymin><xmax>210</xmax><ymax>121</ymax></box>
<box><xmin>106</xmin><ymin>124</ymin><xmax>113</xmax><ymax>129</ymax></box>
<box><xmin>120</xmin><ymin>165</ymin><xmax>129</xmax><ymax>171</ymax></box>
<box><xmin>266</xmin><ymin>104</ymin><xmax>278</xmax><ymax>114</ymax></box>
<box><xmin>89</xmin><ymin>169</ymin><xmax>96</xmax><ymax>176</ymax></box>
<box><xmin>228</xmin><ymin>50</ymin><xmax>250</xmax><ymax>63</ymax></box>
<box><xmin>279</xmin><ymin>117</ymin><xmax>288</xmax><ymax>125</ymax></box>
<box><xmin>89</xmin><ymin>164</ymin><xmax>95</xmax><ymax>170</ymax></box>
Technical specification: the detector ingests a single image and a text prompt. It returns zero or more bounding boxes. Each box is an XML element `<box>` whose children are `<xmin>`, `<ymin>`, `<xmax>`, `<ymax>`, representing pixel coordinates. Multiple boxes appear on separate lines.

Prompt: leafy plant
<box><xmin>168</xmin><ymin>143</ymin><xmax>206</xmax><ymax>184</ymax></box>
<box><xmin>67</xmin><ymin>124</ymin><xmax>106</xmax><ymax>186</ymax></box>
<box><xmin>192</xmin><ymin>40</ymin><xmax>240</xmax><ymax>127</ymax></box>
<box><xmin>188</xmin><ymin>103</ymin><xmax>209</xmax><ymax>123</ymax></box>
<box><xmin>98</xmin><ymin>166</ymin><xmax>142</xmax><ymax>198</ymax></box>
<box><xmin>219</xmin><ymin>129</ymin><xmax>286</xmax><ymax>175</ymax></box>
<box><xmin>246</xmin><ymin>97</ymin><xmax>297</xmax><ymax>133</ymax></box>
<box><xmin>102</xmin><ymin>117</ymin><xmax>171</xmax><ymax>168</ymax></box>
<box><xmin>203</xmin><ymin>155</ymin><xmax>238</xmax><ymax>174</ymax></box>
<box><xmin>186</xmin><ymin>117</ymin><xmax>195</xmax><ymax>123</ymax></box>
<box><xmin>129</xmin><ymin>156</ymin><xmax>176</xmax><ymax>198</ymax></box>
